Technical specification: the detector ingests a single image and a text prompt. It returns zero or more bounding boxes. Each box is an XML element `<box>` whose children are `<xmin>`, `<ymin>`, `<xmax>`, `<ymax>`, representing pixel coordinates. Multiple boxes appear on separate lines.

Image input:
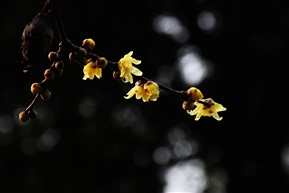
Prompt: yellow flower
<box><xmin>82</xmin><ymin>60</ymin><xmax>102</xmax><ymax>80</ymax></box>
<box><xmin>118</xmin><ymin>51</ymin><xmax>142</xmax><ymax>84</ymax></box>
<box><xmin>124</xmin><ymin>81</ymin><xmax>149</xmax><ymax>102</ymax></box>
<box><xmin>144</xmin><ymin>81</ymin><xmax>160</xmax><ymax>101</ymax></box>
<box><xmin>124</xmin><ymin>80</ymin><xmax>160</xmax><ymax>102</ymax></box>
<box><xmin>187</xmin><ymin>98</ymin><xmax>227</xmax><ymax>121</ymax></box>
<box><xmin>186</xmin><ymin>87</ymin><xmax>203</xmax><ymax>101</ymax></box>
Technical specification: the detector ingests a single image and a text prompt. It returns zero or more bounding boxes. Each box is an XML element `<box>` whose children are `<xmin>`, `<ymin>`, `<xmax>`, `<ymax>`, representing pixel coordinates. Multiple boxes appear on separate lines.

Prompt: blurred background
<box><xmin>1</xmin><ymin>0</ymin><xmax>289</xmax><ymax>193</ymax></box>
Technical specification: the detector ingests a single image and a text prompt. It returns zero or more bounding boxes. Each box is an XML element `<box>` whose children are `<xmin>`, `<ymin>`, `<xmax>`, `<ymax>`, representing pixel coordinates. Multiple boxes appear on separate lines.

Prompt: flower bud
<box><xmin>82</xmin><ymin>38</ymin><xmax>95</xmax><ymax>51</ymax></box>
<box><xmin>19</xmin><ymin>111</ymin><xmax>29</xmax><ymax>122</ymax></box>
<box><xmin>31</xmin><ymin>83</ymin><xmax>42</xmax><ymax>95</ymax></box>
<box><xmin>113</xmin><ymin>71</ymin><xmax>122</xmax><ymax>81</ymax></box>
<box><xmin>78</xmin><ymin>47</ymin><xmax>87</xmax><ymax>57</ymax></box>
<box><xmin>69</xmin><ymin>52</ymin><xmax>77</xmax><ymax>63</ymax></box>
<box><xmin>96</xmin><ymin>57</ymin><xmax>107</xmax><ymax>69</ymax></box>
<box><xmin>48</xmin><ymin>51</ymin><xmax>59</xmax><ymax>61</ymax></box>
<box><xmin>44</xmin><ymin>69</ymin><xmax>55</xmax><ymax>80</ymax></box>
<box><xmin>55</xmin><ymin>61</ymin><xmax>64</xmax><ymax>71</ymax></box>
<box><xmin>40</xmin><ymin>89</ymin><xmax>52</xmax><ymax>101</ymax></box>
<box><xmin>187</xmin><ymin>87</ymin><xmax>203</xmax><ymax>101</ymax></box>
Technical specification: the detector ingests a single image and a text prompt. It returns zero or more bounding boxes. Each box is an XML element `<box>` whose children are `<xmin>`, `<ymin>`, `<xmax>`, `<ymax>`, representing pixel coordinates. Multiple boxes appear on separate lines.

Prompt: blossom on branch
<box><xmin>124</xmin><ymin>81</ymin><xmax>159</xmax><ymax>102</ymax></box>
<box><xmin>187</xmin><ymin>98</ymin><xmax>227</xmax><ymax>121</ymax></box>
<box><xmin>82</xmin><ymin>60</ymin><xmax>102</xmax><ymax>80</ymax></box>
<box><xmin>143</xmin><ymin>81</ymin><xmax>160</xmax><ymax>101</ymax></box>
<box><xmin>118</xmin><ymin>51</ymin><xmax>142</xmax><ymax>84</ymax></box>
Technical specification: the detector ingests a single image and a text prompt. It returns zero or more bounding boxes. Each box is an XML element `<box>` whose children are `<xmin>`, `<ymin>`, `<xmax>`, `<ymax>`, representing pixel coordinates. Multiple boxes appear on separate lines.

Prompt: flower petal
<box><xmin>130</xmin><ymin>66</ymin><xmax>143</xmax><ymax>76</ymax></box>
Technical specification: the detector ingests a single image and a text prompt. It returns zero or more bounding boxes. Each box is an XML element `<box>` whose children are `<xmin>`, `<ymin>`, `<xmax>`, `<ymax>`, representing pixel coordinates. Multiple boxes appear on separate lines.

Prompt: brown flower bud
<box><xmin>69</xmin><ymin>52</ymin><xmax>77</xmax><ymax>63</ymax></box>
<box><xmin>55</xmin><ymin>61</ymin><xmax>64</xmax><ymax>71</ymax></box>
<box><xmin>78</xmin><ymin>47</ymin><xmax>87</xmax><ymax>57</ymax></box>
<box><xmin>82</xmin><ymin>38</ymin><xmax>95</xmax><ymax>51</ymax></box>
<box><xmin>44</xmin><ymin>69</ymin><xmax>55</xmax><ymax>80</ymax></box>
<box><xmin>31</xmin><ymin>83</ymin><xmax>42</xmax><ymax>95</ymax></box>
<box><xmin>113</xmin><ymin>71</ymin><xmax>122</xmax><ymax>81</ymax></box>
<box><xmin>96</xmin><ymin>57</ymin><xmax>108</xmax><ymax>69</ymax></box>
<box><xmin>48</xmin><ymin>51</ymin><xmax>59</xmax><ymax>61</ymax></box>
<box><xmin>19</xmin><ymin>111</ymin><xmax>30</xmax><ymax>122</ymax></box>
<box><xmin>40</xmin><ymin>89</ymin><xmax>52</xmax><ymax>101</ymax></box>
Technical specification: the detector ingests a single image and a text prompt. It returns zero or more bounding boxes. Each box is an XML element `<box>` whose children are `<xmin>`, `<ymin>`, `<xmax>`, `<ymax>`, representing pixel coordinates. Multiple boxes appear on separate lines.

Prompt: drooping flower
<box><xmin>82</xmin><ymin>60</ymin><xmax>102</xmax><ymax>80</ymax></box>
<box><xmin>187</xmin><ymin>98</ymin><xmax>227</xmax><ymax>121</ymax></box>
<box><xmin>124</xmin><ymin>80</ymin><xmax>160</xmax><ymax>102</ymax></box>
<box><xmin>118</xmin><ymin>51</ymin><xmax>142</xmax><ymax>84</ymax></box>
<box><xmin>124</xmin><ymin>81</ymin><xmax>148</xmax><ymax>102</ymax></box>
<box><xmin>143</xmin><ymin>81</ymin><xmax>160</xmax><ymax>101</ymax></box>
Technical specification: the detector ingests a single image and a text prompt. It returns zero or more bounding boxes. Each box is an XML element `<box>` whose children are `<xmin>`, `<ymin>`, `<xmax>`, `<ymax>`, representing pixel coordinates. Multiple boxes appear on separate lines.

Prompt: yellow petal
<box><xmin>130</xmin><ymin>66</ymin><xmax>143</xmax><ymax>76</ymax></box>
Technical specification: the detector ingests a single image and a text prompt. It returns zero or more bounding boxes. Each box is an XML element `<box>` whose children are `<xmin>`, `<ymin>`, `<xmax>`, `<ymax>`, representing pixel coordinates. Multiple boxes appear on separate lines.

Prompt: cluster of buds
<box><xmin>19</xmin><ymin>108</ymin><xmax>38</xmax><ymax>123</ymax></box>
<box><xmin>68</xmin><ymin>38</ymin><xmax>96</xmax><ymax>67</ymax></box>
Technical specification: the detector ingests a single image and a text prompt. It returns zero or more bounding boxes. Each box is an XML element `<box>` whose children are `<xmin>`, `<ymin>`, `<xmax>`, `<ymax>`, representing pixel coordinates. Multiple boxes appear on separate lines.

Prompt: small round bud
<box><xmin>19</xmin><ymin>111</ymin><xmax>29</xmax><ymax>122</ymax></box>
<box><xmin>31</xmin><ymin>83</ymin><xmax>42</xmax><ymax>95</ymax></box>
<box><xmin>113</xmin><ymin>71</ymin><xmax>122</xmax><ymax>81</ymax></box>
<box><xmin>82</xmin><ymin>38</ymin><xmax>95</xmax><ymax>51</ymax></box>
<box><xmin>187</xmin><ymin>87</ymin><xmax>203</xmax><ymax>101</ymax></box>
<box><xmin>182</xmin><ymin>101</ymin><xmax>195</xmax><ymax>111</ymax></box>
<box><xmin>96</xmin><ymin>57</ymin><xmax>108</xmax><ymax>69</ymax></box>
<box><xmin>78</xmin><ymin>47</ymin><xmax>87</xmax><ymax>57</ymax></box>
<box><xmin>69</xmin><ymin>52</ymin><xmax>77</xmax><ymax>63</ymax></box>
<box><xmin>27</xmin><ymin>109</ymin><xmax>38</xmax><ymax>119</ymax></box>
<box><xmin>40</xmin><ymin>89</ymin><xmax>52</xmax><ymax>101</ymax></box>
<box><xmin>55</xmin><ymin>61</ymin><xmax>64</xmax><ymax>71</ymax></box>
<box><xmin>48</xmin><ymin>51</ymin><xmax>59</xmax><ymax>61</ymax></box>
<box><xmin>44</xmin><ymin>69</ymin><xmax>55</xmax><ymax>80</ymax></box>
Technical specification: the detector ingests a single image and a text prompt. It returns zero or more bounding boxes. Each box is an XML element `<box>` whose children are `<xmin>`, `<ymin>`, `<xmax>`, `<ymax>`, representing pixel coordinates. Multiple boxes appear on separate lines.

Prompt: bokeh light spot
<box><xmin>153</xmin><ymin>14</ymin><xmax>189</xmax><ymax>43</ymax></box>
<box><xmin>163</xmin><ymin>159</ymin><xmax>208</xmax><ymax>193</ymax></box>
<box><xmin>153</xmin><ymin>146</ymin><xmax>172</xmax><ymax>165</ymax></box>
<box><xmin>176</xmin><ymin>46</ymin><xmax>212</xmax><ymax>85</ymax></box>
<box><xmin>197</xmin><ymin>11</ymin><xmax>221</xmax><ymax>33</ymax></box>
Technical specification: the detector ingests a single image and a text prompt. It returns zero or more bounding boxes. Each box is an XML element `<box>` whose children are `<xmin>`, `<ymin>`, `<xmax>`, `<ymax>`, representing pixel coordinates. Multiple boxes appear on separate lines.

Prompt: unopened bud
<box><xmin>40</xmin><ymin>89</ymin><xmax>52</xmax><ymax>101</ymax></box>
<box><xmin>96</xmin><ymin>57</ymin><xmax>107</xmax><ymax>69</ymax></box>
<box><xmin>186</xmin><ymin>87</ymin><xmax>203</xmax><ymax>101</ymax></box>
<box><xmin>19</xmin><ymin>111</ymin><xmax>29</xmax><ymax>122</ymax></box>
<box><xmin>31</xmin><ymin>83</ymin><xmax>42</xmax><ymax>95</ymax></box>
<box><xmin>55</xmin><ymin>61</ymin><xmax>64</xmax><ymax>71</ymax></box>
<box><xmin>113</xmin><ymin>71</ymin><xmax>122</xmax><ymax>81</ymax></box>
<box><xmin>82</xmin><ymin>38</ymin><xmax>95</xmax><ymax>51</ymax></box>
<box><xmin>48</xmin><ymin>51</ymin><xmax>59</xmax><ymax>61</ymax></box>
<box><xmin>44</xmin><ymin>69</ymin><xmax>55</xmax><ymax>80</ymax></box>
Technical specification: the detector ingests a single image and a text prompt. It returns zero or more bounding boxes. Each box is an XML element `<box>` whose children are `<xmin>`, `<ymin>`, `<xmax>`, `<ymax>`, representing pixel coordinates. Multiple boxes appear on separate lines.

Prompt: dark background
<box><xmin>1</xmin><ymin>0</ymin><xmax>289</xmax><ymax>193</ymax></box>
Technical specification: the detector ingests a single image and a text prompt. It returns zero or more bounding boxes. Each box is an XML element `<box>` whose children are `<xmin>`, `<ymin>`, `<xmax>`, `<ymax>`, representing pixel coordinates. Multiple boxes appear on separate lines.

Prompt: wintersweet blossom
<box><xmin>143</xmin><ymin>81</ymin><xmax>160</xmax><ymax>101</ymax></box>
<box><xmin>187</xmin><ymin>98</ymin><xmax>227</xmax><ymax>121</ymax></box>
<box><xmin>118</xmin><ymin>51</ymin><xmax>142</xmax><ymax>84</ymax></box>
<box><xmin>124</xmin><ymin>81</ymin><xmax>160</xmax><ymax>102</ymax></box>
<box><xmin>82</xmin><ymin>60</ymin><xmax>102</xmax><ymax>80</ymax></box>
<box><xmin>124</xmin><ymin>81</ymin><xmax>148</xmax><ymax>102</ymax></box>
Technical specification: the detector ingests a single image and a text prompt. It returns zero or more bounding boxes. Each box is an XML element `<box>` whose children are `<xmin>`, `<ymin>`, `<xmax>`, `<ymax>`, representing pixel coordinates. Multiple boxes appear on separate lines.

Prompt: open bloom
<box><xmin>187</xmin><ymin>98</ymin><xmax>227</xmax><ymax>121</ymax></box>
<box><xmin>144</xmin><ymin>81</ymin><xmax>160</xmax><ymax>101</ymax></box>
<box><xmin>124</xmin><ymin>81</ymin><xmax>159</xmax><ymax>102</ymax></box>
<box><xmin>118</xmin><ymin>51</ymin><xmax>142</xmax><ymax>84</ymax></box>
<box><xmin>83</xmin><ymin>60</ymin><xmax>102</xmax><ymax>80</ymax></box>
